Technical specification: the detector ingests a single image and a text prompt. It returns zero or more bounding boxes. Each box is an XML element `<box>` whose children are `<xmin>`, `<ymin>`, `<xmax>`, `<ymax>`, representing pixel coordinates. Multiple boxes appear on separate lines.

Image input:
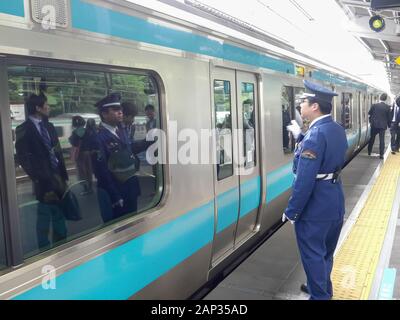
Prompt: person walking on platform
<box><xmin>368</xmin><ymin>93</ymin><xmax>391</xmax><ymax>159</ymax></box>
<box><xmin>284</xmin><ymin>80</ymin><xmax>348</xmax><ymax>300</ymax></box>
<box><xmin>389</xmin><ymin>96</ymin><xmax>400</xmax><ymax>154</ymax></box>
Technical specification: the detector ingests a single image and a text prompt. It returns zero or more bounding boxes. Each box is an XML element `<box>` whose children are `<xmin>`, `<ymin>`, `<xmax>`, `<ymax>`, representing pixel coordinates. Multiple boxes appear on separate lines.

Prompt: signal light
<box><xmin>369</xmin><ymin>15</ymin><xmax>386</xmax><ymax>32</ymax></box>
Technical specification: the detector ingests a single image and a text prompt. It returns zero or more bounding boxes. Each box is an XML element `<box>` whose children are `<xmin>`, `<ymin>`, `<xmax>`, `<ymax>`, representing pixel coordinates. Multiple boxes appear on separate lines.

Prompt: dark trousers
<box><xmin>295</xmin><ymin>219</ymin><xmax>343</xmax><ymax>300</ymax></box>
<box><xmin>36</xmin><ymin>202</ymin><xmax>67</xmax><ymax>249</ymax></box>
<box><xmin>390</xmin><ymin>123</ymin><xmax>400</xmax><ymax>152</ymax></box>
<box><xmin>368</xmin><ymin>128</ymin><xmax>386</xmax><ymax>156</ymax></box>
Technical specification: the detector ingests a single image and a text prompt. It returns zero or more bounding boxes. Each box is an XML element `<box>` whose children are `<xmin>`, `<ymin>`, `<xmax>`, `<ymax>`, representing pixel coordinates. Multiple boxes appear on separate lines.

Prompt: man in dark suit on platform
<box><xmin>368</xmin><ymin>93</ymin><xmax>391</xmax><ymax>159</ymax></box>
<box><xmin>15</xmin><ymin>93</ymin><xmax>69</xmax><ymax>249</ymax></box>
<box><xmin>389</xmin><ymin>96</ymin><xmax>400</xmax><ymax>154</ymax></box>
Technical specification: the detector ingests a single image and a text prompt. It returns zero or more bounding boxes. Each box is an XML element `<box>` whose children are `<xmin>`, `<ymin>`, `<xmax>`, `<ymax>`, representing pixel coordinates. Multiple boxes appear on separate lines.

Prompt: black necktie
<box><xmin>39</xmin><ymin>121</ymin><xmax>59</xmax><ymax>169</ymax></box>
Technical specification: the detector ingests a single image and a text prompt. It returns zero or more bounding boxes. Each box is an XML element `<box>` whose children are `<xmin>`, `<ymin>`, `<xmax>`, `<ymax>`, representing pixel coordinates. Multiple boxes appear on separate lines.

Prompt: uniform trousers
<box><xmin>294</xmin><ymin>218</ymin><xmax>343</xmax><ymax>300</ymax></box>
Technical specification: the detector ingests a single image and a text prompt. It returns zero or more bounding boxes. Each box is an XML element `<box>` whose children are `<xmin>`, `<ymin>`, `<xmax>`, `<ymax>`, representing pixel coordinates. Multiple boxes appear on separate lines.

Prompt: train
<box><xmin>0</xmin><ymin>0</ymin><xmax>384</xmax><ymax>299</ymax></box>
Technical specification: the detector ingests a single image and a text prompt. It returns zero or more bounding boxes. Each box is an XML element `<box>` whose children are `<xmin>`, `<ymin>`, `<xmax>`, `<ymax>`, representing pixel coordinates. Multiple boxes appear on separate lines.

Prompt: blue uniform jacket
<box><xmin>93</xmin><ymin>124</ymin><xmax>139</xmax><ymax>204</ymax></box>
<box><xmin>285</xmin><ymin>116</ymin><xmax>348</xmax><ymax>221</ymax></box>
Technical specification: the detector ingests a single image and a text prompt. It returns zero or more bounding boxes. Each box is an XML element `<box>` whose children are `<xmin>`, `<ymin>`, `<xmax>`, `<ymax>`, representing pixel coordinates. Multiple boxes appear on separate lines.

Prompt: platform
<box><xmin>204</xmin><ymin>136</ymin><xmax>400</xmax><ymax>300</ymax></box>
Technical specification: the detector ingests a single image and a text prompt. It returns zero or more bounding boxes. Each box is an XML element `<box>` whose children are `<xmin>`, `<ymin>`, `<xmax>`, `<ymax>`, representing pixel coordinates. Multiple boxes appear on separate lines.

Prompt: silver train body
<box><xmin>0</xmin><ymin>0</ymin><xmax>381</xmax><ymax>299</ymax></box>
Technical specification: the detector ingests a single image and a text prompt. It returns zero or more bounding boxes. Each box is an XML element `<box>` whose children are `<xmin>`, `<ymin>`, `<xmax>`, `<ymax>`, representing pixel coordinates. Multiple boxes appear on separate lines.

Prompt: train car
<box><xmin>0</xmin><ymin>0</ymin><xmax>384</xmax><ymax>299</ymax></box>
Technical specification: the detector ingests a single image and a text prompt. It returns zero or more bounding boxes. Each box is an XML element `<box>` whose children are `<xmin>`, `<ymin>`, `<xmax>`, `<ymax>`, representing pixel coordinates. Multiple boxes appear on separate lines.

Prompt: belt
<box><xmin>294</xmin><ymin>173</ymin><xmax>336</xmax><ymax>181</ymax></box>
<box><xmin>316</xmin><ymin>173</ymin><xmax>335</xmax><ymax>180</ymax></box>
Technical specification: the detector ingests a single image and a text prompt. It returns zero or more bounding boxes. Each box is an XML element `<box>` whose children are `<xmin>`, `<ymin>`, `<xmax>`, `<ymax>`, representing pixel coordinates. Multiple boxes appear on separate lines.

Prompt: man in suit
<box><xmin>368</xmin><ymin>93</ymin><xmax>391</xmax><ymax>159</ymax></box>
<box><xmin>15</xmin><ymin>94</ymin><xmax>69</xmax><ymax>249</ymax></box>
<box><xmin>284</xmin><ymin>80</ymin><xmax>348</xmax><ymax>300</ymax></box>
<box><xmin>389</xmin><ymin>96</ymin><xmax>400</xmax><ymax>154</ymax></box>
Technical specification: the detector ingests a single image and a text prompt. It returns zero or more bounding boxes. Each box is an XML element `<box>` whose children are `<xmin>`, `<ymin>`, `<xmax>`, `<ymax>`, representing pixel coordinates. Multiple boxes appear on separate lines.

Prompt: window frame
<box><xmin>0</xmin><ymin>55</ymin><xmax>168</xmax><ymax>268</ymax></box>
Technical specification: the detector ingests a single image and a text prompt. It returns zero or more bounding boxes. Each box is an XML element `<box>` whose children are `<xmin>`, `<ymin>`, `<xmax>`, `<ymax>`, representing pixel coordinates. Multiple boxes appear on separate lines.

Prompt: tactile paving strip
<box><xmin>331</xmin><ymin>154</ymin><xmax>400</xmax><ymax>300</ymax></box>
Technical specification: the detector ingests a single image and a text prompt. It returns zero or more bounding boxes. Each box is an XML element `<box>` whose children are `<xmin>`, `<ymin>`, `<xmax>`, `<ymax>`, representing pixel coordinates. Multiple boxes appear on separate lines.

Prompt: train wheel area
<box><xmin>204</xmin><ymin>136</ymin><xmax>400</xmax><ymax>300</ymax></box>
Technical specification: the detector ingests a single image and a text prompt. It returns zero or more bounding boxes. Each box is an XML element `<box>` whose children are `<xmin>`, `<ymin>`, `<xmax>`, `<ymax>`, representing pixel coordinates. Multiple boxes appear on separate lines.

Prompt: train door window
<box><xmin>7</xmin><ymin>64</ymin><xmax>163</xmax><ymax>259</ymax></box>
<box><xmin>281</xmin><ymin>86</ymin><xmax>293</xmax><ymax>154</ymax></box>
<box><xmin>341</xmin><ymin>92</ymin><xmax>352</xmax><ymax>129</ymax></box>
<box><xmin>362</xmin><ymin>94</ymin><xmax>367</xmax><ymax>122</ymax></box>
<box><xmin>281</xmin><ymin>86</ymin><xmax>304</xmax><ymax>153</ymax></box>
<box><xmin>241</xmin><ymin>82</ymin><xmax>256</xmax><ymax>168</ymax></box>
<box><xmin>214</xmin><ymin>80</ymin><xmax>233</xmax><ymax>180</ymax></box>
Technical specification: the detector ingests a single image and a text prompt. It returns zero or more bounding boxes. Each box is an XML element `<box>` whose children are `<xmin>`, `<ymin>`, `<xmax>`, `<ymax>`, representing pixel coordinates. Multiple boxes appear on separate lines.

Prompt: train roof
<box><xmin>110</xmin><ymin>0</ymin><xmax>384</xmax><ymax>93</ymax></box>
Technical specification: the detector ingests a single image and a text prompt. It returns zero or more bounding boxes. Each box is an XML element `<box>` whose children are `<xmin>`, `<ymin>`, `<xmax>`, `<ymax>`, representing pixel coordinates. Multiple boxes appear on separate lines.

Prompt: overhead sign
<box><xmin>369</xmin><ymin>15</ymin><xmax>386</xmax><ymax>32</ymax></box>
<box><xmin>371</xmin><ymin>0</ymin><xmax>400</xmax><ymax>10</ymax></box>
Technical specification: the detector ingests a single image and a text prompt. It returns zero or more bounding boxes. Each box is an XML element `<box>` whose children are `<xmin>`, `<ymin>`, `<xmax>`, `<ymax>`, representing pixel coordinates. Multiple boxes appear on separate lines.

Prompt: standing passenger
<box><xmin>368</xmin><ymin>93</ymin><xmax>391</xmax><ymax>159</ymax></box>
<box><xmin>284</xmin><ymin>80</ymin><xmax>348</xmax><ymax>300</ymax></box>
<box><xmin>15</xmin><ymin>94</ymin><xmax>69</xmax><ymax>249</ymax></box>
<box><xmin>145</xmin><ymin>104</ymin><xmax>157</xmax><ymax>132</ymax></box>
<box><xmin>389</xmin><ymin>96</ymin><xmax>400</xmax><ymax>154</ymax></box>
<box><xmin>69</xmin><ymin>115</ymin><xmax>92</xmax><ymax>194</ymax></box>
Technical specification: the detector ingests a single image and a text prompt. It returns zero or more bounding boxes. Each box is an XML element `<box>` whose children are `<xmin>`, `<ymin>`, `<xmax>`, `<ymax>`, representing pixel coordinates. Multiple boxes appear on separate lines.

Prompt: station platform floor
<box><xmin>204</xmin><ymin>136</ymin><xmax>400</xmax><ymax>300</ymax></box>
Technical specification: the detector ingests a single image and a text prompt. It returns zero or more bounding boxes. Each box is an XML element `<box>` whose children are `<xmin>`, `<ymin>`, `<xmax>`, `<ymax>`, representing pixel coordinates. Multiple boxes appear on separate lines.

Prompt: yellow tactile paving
<box><xmin>331</xmin><ymin>153</ymin><xmax>400</xmax><ymax>300</ymax></box>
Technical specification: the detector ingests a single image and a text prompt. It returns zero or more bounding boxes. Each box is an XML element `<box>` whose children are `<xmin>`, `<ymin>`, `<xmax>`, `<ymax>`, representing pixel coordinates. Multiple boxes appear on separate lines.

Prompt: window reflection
<box><xmin>341</xmin><ymin>92</ymin><xmax>352</xmax><ymax>130</ymax></box>
<box><xmin>241</xmin><ymin>83</ymin><xmax>256</xmax><ymax>168</ymax></box>
<box><xmin>8</xmin><ymin>65</ymin><xmax>163</xmax><ymax>258</ymax></box>
<box><xmin>214</xmin><ymin>80</ymin><xmax>233</xmax><ymax>180</ymax></box>
<box><xmin>282</xmin><ymin>86</ymin><xmax>305</xmax><ymax>153</ymax></box>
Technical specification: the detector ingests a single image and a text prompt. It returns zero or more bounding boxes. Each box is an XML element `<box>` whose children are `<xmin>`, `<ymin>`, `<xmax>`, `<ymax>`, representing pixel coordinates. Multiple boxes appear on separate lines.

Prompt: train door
<box><xmin>210</xmin><ymin>67</ymin><xmax>261</xmax><ymax>264</ymax></box>
<box><xmin>234</xmin><ymin>71</ymin><xmax>260</xmax><ymax>245</ymax></box>
<box><xmin>211</xmin><ymin>67</ymin><xmax>240</xmax><ymax>263</ymax></box>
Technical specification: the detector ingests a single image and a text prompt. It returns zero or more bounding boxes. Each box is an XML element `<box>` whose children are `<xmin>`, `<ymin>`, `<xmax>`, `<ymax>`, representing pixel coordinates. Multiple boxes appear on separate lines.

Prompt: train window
<box><xmin>241</xmin><ymin>83</ymin><xmax>256</xmax><ymax>168</ymax></box>
<box><xmin>281</xmin><ymin>87</ymin><xmax>292</xmax><ymax>154</ymax></box>
<box><xmin>281</xmin><ymin>86</ymin><xmax>304</xmax><ymax>153</ymax></box>
<box><xmin>214</xmin><ymin>80</ymin><xmax>233</xmax><ymax>180</ymax></box>
<box><xmin>341</xmin><ymin>92</ymin><xmax>352</xmax><ymax>130</ymax></box>
<box><xmin>8</xmin><ymin>64</ymin><xmax>163</xmax><ymax>259</ymax></box>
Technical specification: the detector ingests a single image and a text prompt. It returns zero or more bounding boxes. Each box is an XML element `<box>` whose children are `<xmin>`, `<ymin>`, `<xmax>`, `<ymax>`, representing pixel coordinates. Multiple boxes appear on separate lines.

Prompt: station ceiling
<box><xmin>335</xmin><ymin>0</ymin><xmax>400</xmax><ymax>94</ymax></box>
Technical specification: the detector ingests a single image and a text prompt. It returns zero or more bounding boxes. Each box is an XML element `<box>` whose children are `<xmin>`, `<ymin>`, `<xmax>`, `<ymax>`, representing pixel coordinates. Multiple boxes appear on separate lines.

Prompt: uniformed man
<box><xmin>283</xmin><ymin>80</ymin><xmax>348</xmax><ymax>300</ymax></box>
<box><xmin>93</xmin><ymin>93</ymin><xmax>141</xmax><ymax>222</ymax></box>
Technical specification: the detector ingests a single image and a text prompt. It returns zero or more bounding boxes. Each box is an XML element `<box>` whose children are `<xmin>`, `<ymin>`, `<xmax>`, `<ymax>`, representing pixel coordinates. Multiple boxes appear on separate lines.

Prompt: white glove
<box><xmin>112</xmin><ymin>199</ymin><xmax>124</xmax><ymax>208</ymax></box>
<box><xmin>287</xmin><ymin>120</ymin><xmax>301</xmax><ymax>140</ymax></box>
<box><xmin>282</xmin><ymin>213</ymin><xmax>294</xmax><ymax>224</ymax></box>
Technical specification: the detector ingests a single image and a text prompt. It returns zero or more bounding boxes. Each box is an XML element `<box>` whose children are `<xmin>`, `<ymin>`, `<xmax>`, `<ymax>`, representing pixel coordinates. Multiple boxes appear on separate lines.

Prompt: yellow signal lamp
<box><xmin>369</xmin><ymin>15</ymin><xmax>386</xmax><ymax>32</ymax></box>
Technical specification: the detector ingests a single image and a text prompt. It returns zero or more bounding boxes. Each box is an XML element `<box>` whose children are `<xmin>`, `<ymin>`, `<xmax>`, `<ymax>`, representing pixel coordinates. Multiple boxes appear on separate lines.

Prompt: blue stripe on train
<box><xmin>70</xmin><ymin>0</ymin><xmax>295</xmax><ymax>74</ymax></box>
<box><xmin>266</xmin><ymin>163</ymin><xmax>294</xmax><ymax>204</ymax></box>
<box><xmin>0</xmin><ymin>1</ymin><xmax>24</xmax><ymax>17</ymax></box>
<box><xmin>240</xmin><ymin>176</ymin><xmax>261</xmax><ymax>218</ymax></box>
<box><xmin>216</xmin><ymin>176</ymin><xmax>261</xmax><ymax>233</ymax></box>
<box><xmin>216</xmin><ymin>187</ymin><xmax>239</xmax><ymax>233</ymax></box>
<box><xmin>15</xmin><ymin>201</ymin><xmax>215</xmax><ymax>300</ymax></box>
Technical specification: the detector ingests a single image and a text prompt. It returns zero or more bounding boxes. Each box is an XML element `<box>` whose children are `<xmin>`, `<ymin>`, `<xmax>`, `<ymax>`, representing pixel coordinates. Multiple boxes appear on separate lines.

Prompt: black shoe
<box><xmin>380</xmin><ymin>156</ymin><xmax>384</xmax><ymax>159</ymax></box>
<box><xmin>300</xmin><ymin>283</ymin><xmax>309</xmax><ymax>294</ymax></box>
<box><xmin>392</xmin><ymin>151</ymin><xmax>396</xmax><ymax>155</ymax></box>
